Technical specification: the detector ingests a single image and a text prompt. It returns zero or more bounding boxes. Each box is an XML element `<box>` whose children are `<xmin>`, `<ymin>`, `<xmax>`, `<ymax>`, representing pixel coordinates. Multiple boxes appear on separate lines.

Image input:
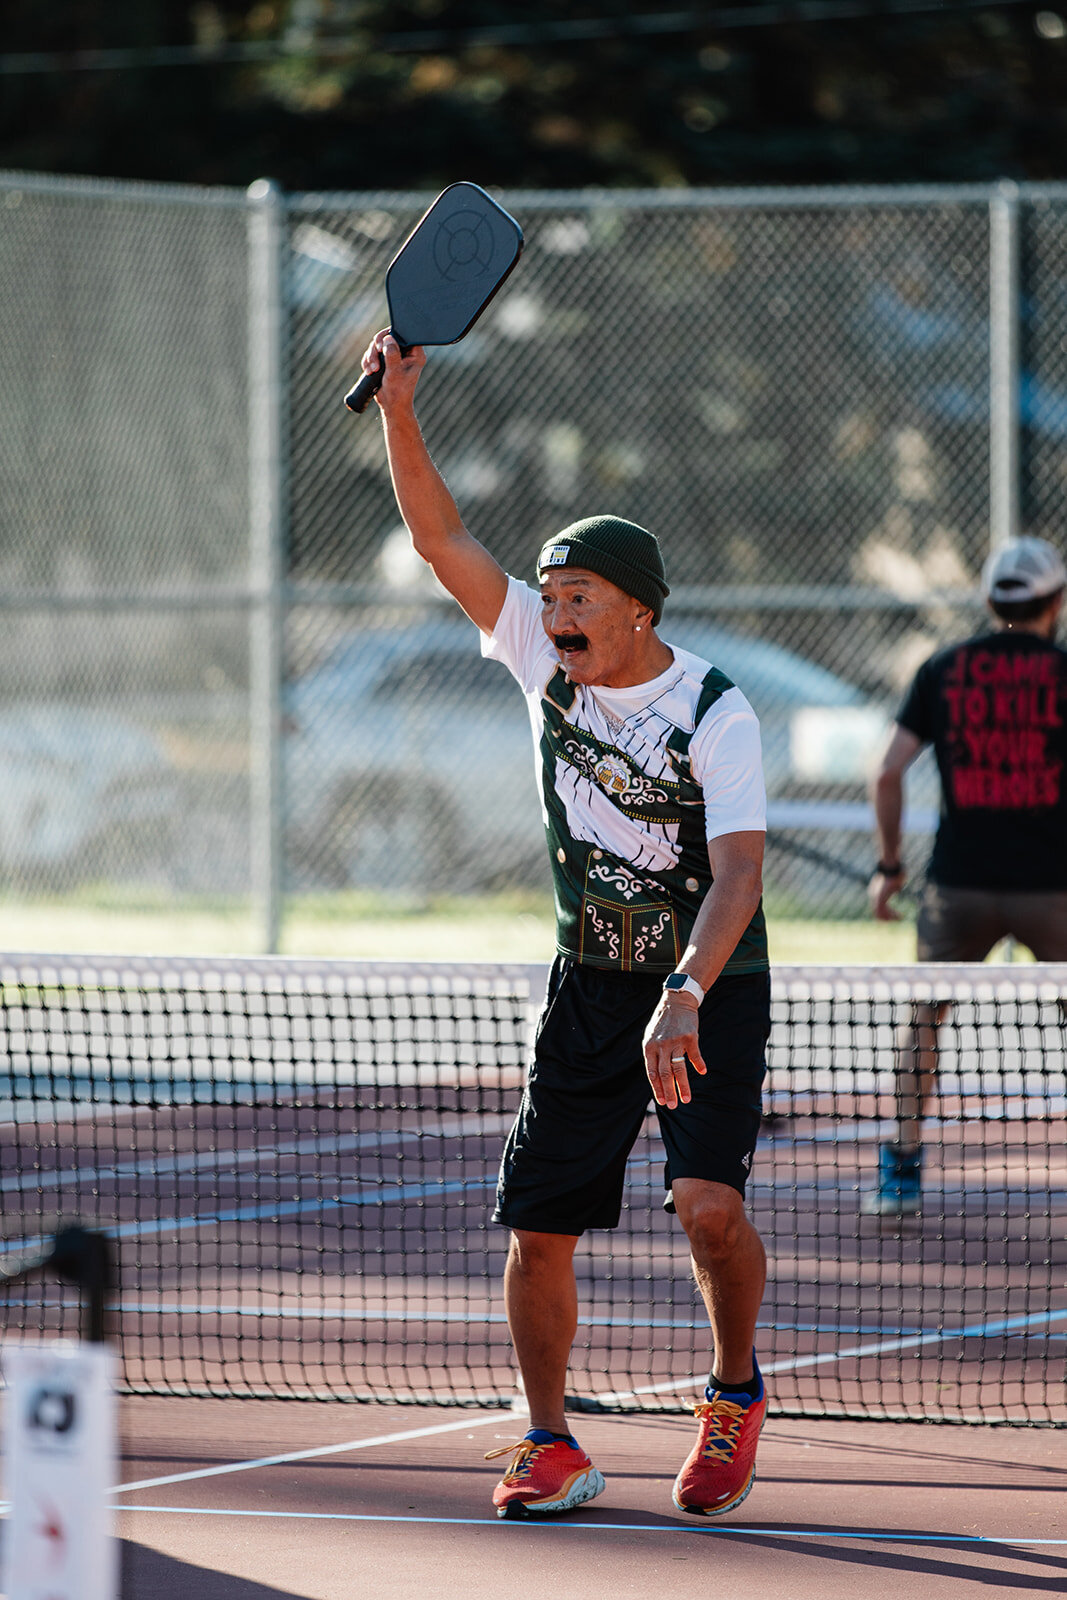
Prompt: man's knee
<box><xmin>507</xmin><ymin>1227</ymin><xmax>579</xmax><ymax>1277</ymax></box>
<box><xmin>671</xmin><ymin>1180</ymin><xmax>746</xmax><ymax>1261</ymax></box>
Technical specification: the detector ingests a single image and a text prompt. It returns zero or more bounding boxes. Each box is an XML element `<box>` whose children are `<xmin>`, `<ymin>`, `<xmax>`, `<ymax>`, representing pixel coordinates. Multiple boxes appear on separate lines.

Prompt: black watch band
<box><xmin>875</xmin><ymin>860</ymin><xmax>903</xmax><ymax>876</ymax></box>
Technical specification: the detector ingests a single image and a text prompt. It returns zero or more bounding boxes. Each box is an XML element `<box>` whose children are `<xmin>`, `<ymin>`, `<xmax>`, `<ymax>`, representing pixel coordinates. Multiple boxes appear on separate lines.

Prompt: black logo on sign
<box><xmin>27</xmin><ymin>1387</ymin><xmax>77</xmax><ymax>1434</ymax></box>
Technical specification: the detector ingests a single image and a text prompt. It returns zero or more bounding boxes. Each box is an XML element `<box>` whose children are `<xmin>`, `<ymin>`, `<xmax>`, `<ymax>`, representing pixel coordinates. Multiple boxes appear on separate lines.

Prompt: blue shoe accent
<box><xmin>705</xmin><ymin>1354</ymin><xmax>764</xmax><ymax>1406</ymax></box>
<box><xmin>676</xmin><ymin>1353</ymin><xmax>768</xmax><ymax>1516</ymax></box>
<box><xmin>863</xmin><ymin>1142</ymin><xmax>921</xmax><ymax>1216</ymax></box>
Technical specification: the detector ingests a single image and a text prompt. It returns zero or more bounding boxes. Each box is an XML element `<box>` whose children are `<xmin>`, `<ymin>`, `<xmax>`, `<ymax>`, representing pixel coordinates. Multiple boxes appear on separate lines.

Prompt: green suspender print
<box><xmin>539</xmin><ymin>666</ymin><xmax>768</xmax><ymax>975</ymax></box>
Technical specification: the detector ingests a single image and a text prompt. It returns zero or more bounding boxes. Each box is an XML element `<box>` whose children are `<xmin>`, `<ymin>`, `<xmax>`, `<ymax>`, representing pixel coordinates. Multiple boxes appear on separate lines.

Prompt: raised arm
<box><xmin>363</xmin><ymin>332</ymin><xmax>508</xmax><ymax>634</ymax></box>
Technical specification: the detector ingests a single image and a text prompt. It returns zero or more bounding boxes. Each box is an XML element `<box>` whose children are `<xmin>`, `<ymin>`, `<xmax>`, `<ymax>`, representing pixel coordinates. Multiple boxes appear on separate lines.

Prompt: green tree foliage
<box><xmin>3</xmin><ymin>2</ymin><xmax>1067</xmax><ymax>189</ymax></box>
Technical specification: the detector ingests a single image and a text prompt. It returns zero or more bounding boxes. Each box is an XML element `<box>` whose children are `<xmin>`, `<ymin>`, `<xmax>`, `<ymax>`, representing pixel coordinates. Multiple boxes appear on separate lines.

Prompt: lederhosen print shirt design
<box><xmin>483</xmin><ymin>576</ymin><xmax>769</xmax><ymax>975</ymax></box>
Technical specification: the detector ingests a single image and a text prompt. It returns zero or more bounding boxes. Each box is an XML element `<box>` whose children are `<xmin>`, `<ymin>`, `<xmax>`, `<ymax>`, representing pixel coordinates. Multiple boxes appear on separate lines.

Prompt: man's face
<box><xmin>538</xmin><ymin>566</ymin><xmax>647</xmax><ymax>687</ymax></box>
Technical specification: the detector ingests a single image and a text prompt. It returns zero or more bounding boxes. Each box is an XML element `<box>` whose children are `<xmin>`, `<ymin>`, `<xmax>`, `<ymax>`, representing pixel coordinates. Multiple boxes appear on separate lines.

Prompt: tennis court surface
<box><xmin>112</xmin><ymin>1395</ymin><xmax>1066</xmax><ymax>1600</ymax></box>
<box><xmin>2</xmin><ymin>954</ymin><xmax>1066</xmax><ymax>1597</ymax></box>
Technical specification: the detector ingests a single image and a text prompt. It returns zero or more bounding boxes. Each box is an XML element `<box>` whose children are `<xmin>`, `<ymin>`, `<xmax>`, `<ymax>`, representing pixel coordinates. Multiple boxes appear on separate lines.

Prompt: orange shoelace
<box><xmin>693</xmin><ymin>1397</ymin><xmax>745</xmax><ymax>1462</ymax></box>
<box><xmin>484</xmin><ymin>1439</ymin><xmax>544</xmax><ymax>1482</ymax></box>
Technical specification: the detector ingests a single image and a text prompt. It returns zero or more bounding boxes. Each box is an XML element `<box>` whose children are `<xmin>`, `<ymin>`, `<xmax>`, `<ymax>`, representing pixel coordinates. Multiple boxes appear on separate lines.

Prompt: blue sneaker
<box><xmin>862</xmin><ymin>1142</ymin><xmax>921</xmax><ymax>1216</ymax></box>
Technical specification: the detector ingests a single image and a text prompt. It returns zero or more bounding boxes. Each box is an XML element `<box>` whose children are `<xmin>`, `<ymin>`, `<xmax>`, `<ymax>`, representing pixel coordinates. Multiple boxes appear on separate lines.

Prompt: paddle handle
<box><xmin>343</xmin><ymin>339</ymin><xmax>411</xmax><ymax>414</ymax></box>
<box><xmin>344</xmin><ymin>366</ymin><xmax>382</xmax><ymax>414</ymax></box>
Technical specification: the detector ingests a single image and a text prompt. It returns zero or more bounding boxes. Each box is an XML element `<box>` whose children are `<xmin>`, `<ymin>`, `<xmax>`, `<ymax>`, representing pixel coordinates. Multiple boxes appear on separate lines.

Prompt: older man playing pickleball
<box><xmin>359</xmin><ymin>330</ymin><xmax>772</xmax><ymax>1521</ymax></box>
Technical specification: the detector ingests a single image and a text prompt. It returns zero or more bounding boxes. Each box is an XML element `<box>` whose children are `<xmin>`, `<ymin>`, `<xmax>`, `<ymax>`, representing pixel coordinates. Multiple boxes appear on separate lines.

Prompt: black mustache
<box><xmin>554</xmin><ymin>633</ymin><xmax>588</xmax><ymax>651</ymax></box>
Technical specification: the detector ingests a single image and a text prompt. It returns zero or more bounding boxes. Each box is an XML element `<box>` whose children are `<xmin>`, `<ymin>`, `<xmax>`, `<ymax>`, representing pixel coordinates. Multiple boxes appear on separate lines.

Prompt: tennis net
<box><xmin>1</xmin><ymin>954</ymin><xmax>1064</xmax><ymax>1425</ymax></box>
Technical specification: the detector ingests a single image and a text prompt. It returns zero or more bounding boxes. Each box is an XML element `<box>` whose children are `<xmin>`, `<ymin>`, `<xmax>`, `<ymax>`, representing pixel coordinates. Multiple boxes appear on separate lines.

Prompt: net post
<box><xmin>247</xmin><ymin>177</ymin><xmax>288</xmax><ymax>955</ymax></box>
<box><xmin>989</xmin><ymin>180</ymin><xmax>1021</xmax><ymax>551</ymax></box>
<box><xmin>48</xmin><ymin>1226</ymin><xmax>117</xmax><ymax>1346</ymax></box>
<box><xmin>0</xmin><ymin>1225</ymin><xmax>116</xmax><ymax>1346</ymax></box>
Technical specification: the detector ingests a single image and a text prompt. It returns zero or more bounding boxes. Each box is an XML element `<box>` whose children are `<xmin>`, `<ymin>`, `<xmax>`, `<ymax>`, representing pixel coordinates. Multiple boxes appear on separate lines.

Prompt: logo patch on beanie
<box><xmin>541</xmin><ymin>543</ymin><xmax>570</xmax><ymax>567</ymax></box>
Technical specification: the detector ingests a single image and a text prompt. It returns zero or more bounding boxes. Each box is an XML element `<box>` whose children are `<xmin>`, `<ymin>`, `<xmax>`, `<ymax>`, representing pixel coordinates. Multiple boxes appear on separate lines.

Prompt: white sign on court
<box><xmin>1</xmin><ymin>1341</ymin><xmax>117</xmax><ymax>1600</ymax></box>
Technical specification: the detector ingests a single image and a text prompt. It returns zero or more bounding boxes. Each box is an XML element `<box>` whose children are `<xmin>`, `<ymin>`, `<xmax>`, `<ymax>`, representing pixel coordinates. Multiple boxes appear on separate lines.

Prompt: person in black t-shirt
<box><xmin>866</xmin><ymin>535</ymin><xmax>1067</xmax><ymax>1215</ymax></box>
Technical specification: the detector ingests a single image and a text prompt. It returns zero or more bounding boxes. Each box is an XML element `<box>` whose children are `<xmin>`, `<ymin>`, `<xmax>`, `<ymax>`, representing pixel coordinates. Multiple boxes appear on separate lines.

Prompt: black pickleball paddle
<box><xmin>343</xmin><ymin>182</ymin><xmax>524</xmax><ymax>414</ymax></box>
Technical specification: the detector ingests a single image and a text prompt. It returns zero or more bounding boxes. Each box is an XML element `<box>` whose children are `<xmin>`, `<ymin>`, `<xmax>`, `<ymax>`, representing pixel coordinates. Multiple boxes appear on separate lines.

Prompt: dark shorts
<box><xmin>493</xmin><ymin>957</ymin><xmax>771</xmax><ymax>1236</ymax></box>
<box><xmin>917</xmin><ymin>882</ymin><xmax>1067</xmax><ymax>962</ymax></box>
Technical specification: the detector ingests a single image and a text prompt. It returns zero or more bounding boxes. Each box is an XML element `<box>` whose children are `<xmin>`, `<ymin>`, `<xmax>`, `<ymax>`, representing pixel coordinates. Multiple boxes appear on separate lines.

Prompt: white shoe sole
<box><xmin>497</xmin><ymin>1467</ymin><xmax>606</xmax><ymax>1519</ymax></box>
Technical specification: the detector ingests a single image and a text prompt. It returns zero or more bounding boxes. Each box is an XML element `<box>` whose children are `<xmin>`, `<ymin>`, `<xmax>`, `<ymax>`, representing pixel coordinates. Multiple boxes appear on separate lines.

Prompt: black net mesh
<box><xmin>2</xmin><ymin>956</ymin><xmax>1064</xmax><ymax>1424</ymax></box>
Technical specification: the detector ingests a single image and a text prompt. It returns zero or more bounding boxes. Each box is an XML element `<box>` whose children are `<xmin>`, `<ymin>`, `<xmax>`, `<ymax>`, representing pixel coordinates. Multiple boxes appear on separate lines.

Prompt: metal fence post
<box><xmin>989</xmin><ymin>180</ymin><xmax>1022</xmax><ymax>551</ymax></box>
<box><xmin>247</xmin><ymin>179</ymin><xmax>287</xmax><ymax>953</ymax></box>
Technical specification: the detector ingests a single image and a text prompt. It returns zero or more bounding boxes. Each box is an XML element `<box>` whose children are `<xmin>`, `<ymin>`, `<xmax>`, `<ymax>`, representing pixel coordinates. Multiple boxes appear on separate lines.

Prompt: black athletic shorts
<box><xmin>493</xmin><ymin>956</ymin><xmax>771</xmax><ymax>1236</ymax></box>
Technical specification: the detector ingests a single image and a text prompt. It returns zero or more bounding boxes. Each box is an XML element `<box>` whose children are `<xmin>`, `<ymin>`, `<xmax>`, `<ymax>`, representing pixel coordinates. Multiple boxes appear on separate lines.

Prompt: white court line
<box><xmin>112</xmin><ymin>1410</ymin><xmax>512</xmax><ymax>1494</ymax></box>
<box><xmin>111</xmin><ymin>1508</ymin><xmax>1067</xmax><ymax>1545</ymax></box>
<box><xmin>3</xmin><ymin>1173</ymin><xmax>500</xmax><ymax>1255</ymax></box>
<box><xmin>591</xmin><ymin>1305</ymin><xmax>1067</xmax><ymax>1406</ymax></box>
<box><xmin>10</xmin><ymin>1295</ymin><xmax>1063</xmax><ymax>1345</ymax></box>
<box><xmin>1</xmin><ymin>1114</ymin><xmax>513</xmax><ymax>1197</ymax></box>
<box><xmin>112</xmin><ymin>1304</ymin><xmax>1067</xmax><ymax>1496</ymax></box>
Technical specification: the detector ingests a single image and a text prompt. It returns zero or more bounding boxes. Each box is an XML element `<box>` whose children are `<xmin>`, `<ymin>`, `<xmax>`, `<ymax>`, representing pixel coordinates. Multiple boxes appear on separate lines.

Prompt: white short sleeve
<box><xmin>689</xmin><ymin>692</ymin><xmax>767</xmax><ymax>842</ymax></box>
<box><xmin>480</xmin><ymin>576</ymin><xmax>555</xmax><ymax>695</ymax></box>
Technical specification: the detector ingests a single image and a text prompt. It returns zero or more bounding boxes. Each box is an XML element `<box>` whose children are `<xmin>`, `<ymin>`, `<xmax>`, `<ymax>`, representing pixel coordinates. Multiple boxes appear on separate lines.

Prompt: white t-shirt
<box><xmin>483</xmin><ymin>576</ymin><xmax>766</xmax><ymax>874</ymax></box>
<box><xmin>481</xmin><ymin>578</ymin><xmax>767</xmax><ymax>972</ymax></box>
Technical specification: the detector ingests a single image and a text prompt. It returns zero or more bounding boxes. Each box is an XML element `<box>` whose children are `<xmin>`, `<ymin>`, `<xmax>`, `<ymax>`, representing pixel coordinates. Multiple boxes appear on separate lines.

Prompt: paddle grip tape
<box><xmin>344</xmin><ymin>341</ymin><xmax>413</xmax><ymax>414</ymax></box>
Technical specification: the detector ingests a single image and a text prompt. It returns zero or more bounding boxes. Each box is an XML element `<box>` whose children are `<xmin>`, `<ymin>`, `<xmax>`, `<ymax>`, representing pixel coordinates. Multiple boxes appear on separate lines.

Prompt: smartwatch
<box><xmin>663</xmin><ymin>972</ymin><xmax>705</xmax><ymax>1006</ymax></box>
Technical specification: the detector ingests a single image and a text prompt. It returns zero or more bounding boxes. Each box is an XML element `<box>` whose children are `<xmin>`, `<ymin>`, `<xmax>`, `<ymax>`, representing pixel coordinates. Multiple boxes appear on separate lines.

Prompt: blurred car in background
<box><xmin>0</xmin><ymin>618</ymin><xmax>893</xmax><ymax>899</ymax></box>
<box><xmin>283</xmin><ymin>613</ymin><xmax>890</xmax><ymax>894</ymax></box>
<box><xmin>666</xmin><ymin>616</ymin><xmax>887</xmax><ymax>792</ymax></box>
<box><xmin>0</xmin><ymin>706</ymin><xmax>179</xmax><ymax>888</ymax></box>
<box><xmin>284</xmin><ymin>619</ymin><xmax>541</xmax><ymax>893</ymax></box>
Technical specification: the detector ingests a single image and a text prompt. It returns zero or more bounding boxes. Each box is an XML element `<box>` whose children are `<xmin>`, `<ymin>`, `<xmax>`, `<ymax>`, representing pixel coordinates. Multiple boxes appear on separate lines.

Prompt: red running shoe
<box><xmin>672</xmin><ymin>1361</ymin><xmax>766</xmax><ymax>1517</ymax></box>
<box><xmin>486</xmin><ymin>1430</ymin><xmax>606</xmax><ymax>1519</ymax></box>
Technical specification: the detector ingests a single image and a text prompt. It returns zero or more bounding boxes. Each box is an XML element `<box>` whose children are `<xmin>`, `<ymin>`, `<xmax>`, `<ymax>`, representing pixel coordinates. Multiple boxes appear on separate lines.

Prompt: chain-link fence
<box><xmin>2</xmin><ymin>171</ymin><xmax>1066</xmax><ymax>944</ymax></box>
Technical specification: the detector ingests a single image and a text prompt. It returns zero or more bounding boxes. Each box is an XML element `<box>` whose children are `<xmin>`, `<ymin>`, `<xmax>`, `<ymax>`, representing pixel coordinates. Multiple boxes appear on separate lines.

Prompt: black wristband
<box><xmin>875</xmin><ymin>860</ymin><xmax>903</xmax><ymax>876</ymax></box>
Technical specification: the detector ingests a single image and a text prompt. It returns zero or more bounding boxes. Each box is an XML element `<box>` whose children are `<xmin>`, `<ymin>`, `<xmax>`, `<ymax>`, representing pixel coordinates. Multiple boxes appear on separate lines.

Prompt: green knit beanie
<box><xmin>537</xmin><ymin>515</ymin><xmax>670</xmax><ymax>625</ymax></box>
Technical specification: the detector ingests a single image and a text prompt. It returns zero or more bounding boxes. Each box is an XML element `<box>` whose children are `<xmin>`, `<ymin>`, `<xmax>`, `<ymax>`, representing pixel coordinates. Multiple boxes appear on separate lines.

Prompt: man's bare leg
<box><xmin>895</xmin><ymin>1001</ymin><xmax>946</xmax><ymax>1150</ymax></box>
<box><xmin>669</xmin><ymin>1177</ymin><xmax>767</xmax><ymax>1515</ymax></box>
<box><xmin>503</xmin><ymin>1228</ymin><xmax>580</xmax><ymax>1434</ymax></box>
<box><xmin>671</xmin><ymin>1177</ymin><xmax>764</xmax><ymax>1385</ymax></box>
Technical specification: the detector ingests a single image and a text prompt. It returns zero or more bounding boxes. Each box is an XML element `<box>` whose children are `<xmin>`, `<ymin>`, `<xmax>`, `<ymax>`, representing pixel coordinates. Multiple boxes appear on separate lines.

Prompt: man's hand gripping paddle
<box><xmin>343</xmin><ymin>182</ymin><xmax>524</xmax><ymax>414</ymax></box>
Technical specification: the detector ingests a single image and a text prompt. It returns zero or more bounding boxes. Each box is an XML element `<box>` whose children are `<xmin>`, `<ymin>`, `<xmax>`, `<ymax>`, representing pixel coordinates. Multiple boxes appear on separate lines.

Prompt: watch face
<box><xmin>664</xmin><ymin>973</ymin><xmax>702</xmax><ymax>1001</ymax></box>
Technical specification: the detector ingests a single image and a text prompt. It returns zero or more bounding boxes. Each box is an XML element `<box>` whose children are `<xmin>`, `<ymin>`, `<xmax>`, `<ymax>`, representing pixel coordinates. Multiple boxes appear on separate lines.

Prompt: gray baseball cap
<box><xmin>982</xmin><ymin>536</ymin><xmax>1067</xmax><ymax>602</ymax></box>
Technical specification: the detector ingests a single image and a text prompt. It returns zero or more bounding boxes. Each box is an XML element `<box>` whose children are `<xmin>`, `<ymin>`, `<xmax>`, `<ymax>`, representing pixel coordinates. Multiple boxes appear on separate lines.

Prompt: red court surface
<box><xmin>113</xmin><ymin>1395</ymin><xmax>1067</xmax><ymax>1600</ymax></box>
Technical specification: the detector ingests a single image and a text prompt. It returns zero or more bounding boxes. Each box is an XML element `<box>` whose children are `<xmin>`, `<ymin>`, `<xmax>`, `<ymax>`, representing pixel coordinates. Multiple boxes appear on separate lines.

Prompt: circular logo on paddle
<box><xmin>435</xmin><ymin>211</ymin><xmax>495</xmax><ymax>279</ymax></box>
